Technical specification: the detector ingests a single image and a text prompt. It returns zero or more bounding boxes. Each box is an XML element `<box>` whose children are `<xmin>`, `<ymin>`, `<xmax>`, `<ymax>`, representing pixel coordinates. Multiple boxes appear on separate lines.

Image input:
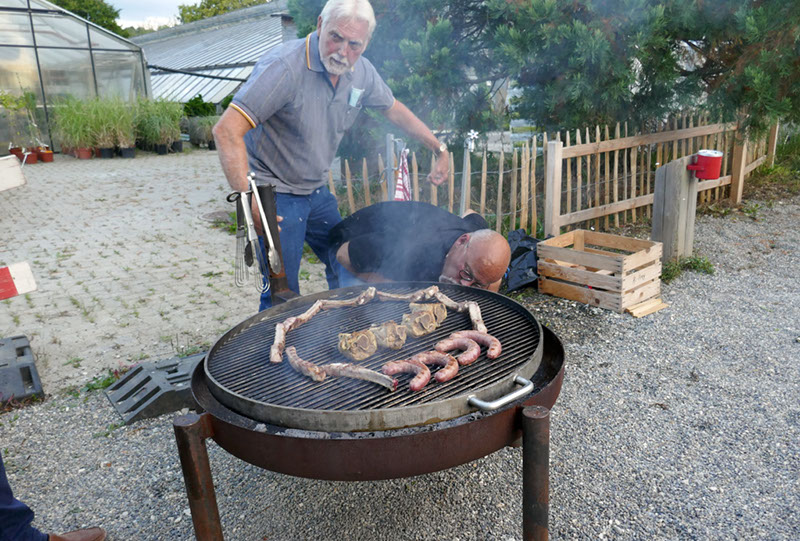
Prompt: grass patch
<box><xmin>211</xmin><ymin>211</ymin><xmax>237</xmax><ymax>235</ymax></box>
<box><xmin>661</xmin><ymin>256</ymin><xmax>715</xmax><ymax>284</ymax></box>
<box><xmin>302</xmin><ymin>243</ymin><xmax>321</xmax><ymax>264</ymax></box>
<box><xmin>83</xmin><ymin>366</ymin><xmax>132</xmax><ymax>392</ymax></box>
<box><xmin>744</xmin><ymin>135</ymin><xmax>800</xmax><ymax>200</ymax></box>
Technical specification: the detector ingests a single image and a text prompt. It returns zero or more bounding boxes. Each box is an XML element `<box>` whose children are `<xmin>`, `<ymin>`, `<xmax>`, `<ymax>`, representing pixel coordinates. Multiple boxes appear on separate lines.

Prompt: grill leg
<box><xmin>174</xmin><ymin>412</ymin><xmax>224</xmax><ymax>541</ymax></box>
<box><xmin>522</xmin><ymin>406</ymin><xmax>550</xmax><ymax>541</ymax></box>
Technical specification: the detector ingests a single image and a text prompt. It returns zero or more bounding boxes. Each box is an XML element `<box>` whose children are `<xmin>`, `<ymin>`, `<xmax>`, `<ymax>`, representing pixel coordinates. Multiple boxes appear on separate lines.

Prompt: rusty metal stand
<box><xmin>522</xmin><ymin>406</ymin><xmax>550</xmax><ymax>541</ymax></box>
<box><xmin>173</xmin><ymin>413</ymin><xmax>224</xmax><ymax>541</ymax></box>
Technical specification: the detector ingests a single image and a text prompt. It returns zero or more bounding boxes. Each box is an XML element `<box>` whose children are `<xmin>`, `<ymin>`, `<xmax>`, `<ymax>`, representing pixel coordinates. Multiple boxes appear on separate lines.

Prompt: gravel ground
<box><xmin>2</xmin><ymin>194</ymin><xmax>798</xmax><ymax>540</ymax></box>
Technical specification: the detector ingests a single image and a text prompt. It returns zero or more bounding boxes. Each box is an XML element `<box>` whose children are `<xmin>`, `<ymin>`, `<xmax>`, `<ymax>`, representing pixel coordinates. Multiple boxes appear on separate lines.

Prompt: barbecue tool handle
<box><xmin>249</xmin><ymin>177</ymin><xmax>282</xmax><ymax>273</ymax></box>
<box><xmin>468</xmin><ymin>375</ymin><xmax>534</xmax><ymax>412</ymax></box>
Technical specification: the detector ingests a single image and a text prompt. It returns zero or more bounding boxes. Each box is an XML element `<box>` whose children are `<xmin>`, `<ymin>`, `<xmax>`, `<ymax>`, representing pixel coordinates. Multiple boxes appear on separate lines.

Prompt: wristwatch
<box><xmin>435</xmin><ymin>142</ymin><xmax>448</xmax><ymax>156</ymax></box>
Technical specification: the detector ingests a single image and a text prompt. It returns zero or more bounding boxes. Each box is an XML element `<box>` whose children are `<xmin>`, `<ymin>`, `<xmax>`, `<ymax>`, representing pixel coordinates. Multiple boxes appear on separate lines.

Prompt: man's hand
<box><xmin>428</xmin><ymin>150</ymin><xmax>449</xmax><ymax>186</ymax></box>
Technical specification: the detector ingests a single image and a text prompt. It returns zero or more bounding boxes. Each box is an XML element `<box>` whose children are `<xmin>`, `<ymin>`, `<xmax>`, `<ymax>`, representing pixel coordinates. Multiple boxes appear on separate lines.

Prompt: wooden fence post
<box><xmin>495</xmin><ymin>150</ymin><xmax>504</xmax><ymax>233</ymax></box>
<box><xmin>362</xmin><ymin>158</ymin><xmax>370</xmax><ymax>206</ymax></box>
<box><xmin>344</xmin><ymin>159</ymin><xmax>355</xmax><ymax>214</ymax></box>
<box><xmin>767</xmin><ymin>122</ymin><xmax>780</xmax><ymax>168</ymax></box>
<box><xmin>730</xmin><ymin>130</ymin><xmax>748</xmax><ymax>204</ymax></box>
<box><xmin>544</xmin><ymin>141</ymin><xmax>563</xmax><ymax>237</ymax></box>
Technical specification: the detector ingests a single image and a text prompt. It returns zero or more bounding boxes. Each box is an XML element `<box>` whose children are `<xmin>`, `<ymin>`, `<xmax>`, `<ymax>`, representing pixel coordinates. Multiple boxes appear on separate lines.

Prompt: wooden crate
<box><xmin>537</xmin><ymin>230</ymin><xmax>662</xmax><ymax>313</ymax></box>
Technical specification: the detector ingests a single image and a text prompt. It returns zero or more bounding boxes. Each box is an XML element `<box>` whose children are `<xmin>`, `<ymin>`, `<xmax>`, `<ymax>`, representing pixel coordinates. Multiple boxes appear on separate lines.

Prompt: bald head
<box><xmin>466</xmin><ymin>230</ymin><xmax>511</xmax><ymax>286</ymax></box>
<box><xmin>440</xmin><ymin>229</ymin><xmax>511</xmax><ymax>290</ymax></box>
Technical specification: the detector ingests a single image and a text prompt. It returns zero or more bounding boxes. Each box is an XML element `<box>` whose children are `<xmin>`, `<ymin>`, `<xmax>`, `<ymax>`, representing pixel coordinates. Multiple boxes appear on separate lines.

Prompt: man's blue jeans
<box><xmin>259</xmin><ymin>186</ymin><xmax>345</xmax><ymax>311</ymax></box>
<box><xmin>0</xmin><ymin>454</ymin><xmax>48</xmax><ymax>541</ymax></box>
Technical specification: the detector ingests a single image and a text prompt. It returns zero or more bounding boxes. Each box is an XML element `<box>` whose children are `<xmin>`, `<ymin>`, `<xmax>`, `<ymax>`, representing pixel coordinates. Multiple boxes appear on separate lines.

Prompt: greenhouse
<box><xmin>0</xmin><ymin>0</ymin><xmax>150</xmax><ymax>151</ymax></box>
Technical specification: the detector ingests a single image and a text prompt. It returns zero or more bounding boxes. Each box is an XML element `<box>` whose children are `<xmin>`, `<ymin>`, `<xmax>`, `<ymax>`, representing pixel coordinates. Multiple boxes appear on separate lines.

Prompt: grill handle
<box><xmin>467</xmin><ymin>375</ymin><xmax>534</xmax><ymax>412</ymax></box>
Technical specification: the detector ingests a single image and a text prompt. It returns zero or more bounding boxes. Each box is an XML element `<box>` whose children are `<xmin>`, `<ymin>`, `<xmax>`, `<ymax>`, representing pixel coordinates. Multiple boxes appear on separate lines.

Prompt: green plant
<box><xmin>52</xmin><ymin>96</ymin><xmax>94</xmax><ymax>149</ymax></box>
<box><xmin>83</xmin><ymin>367</ymin><xmax>130</xmax><ymax>392</ymax></box>
<box><xmin>661</xmin><ymin>256</ymin><xmax>715</xmax><ymax>284</ymax></box>
<box><xmin>183</xmin><ymin>94</ymin><xmax>216</xmax><ymax>117</ymax></box>
<box><xmin>188</xmin><ymin>115</ymin><xmax>219</xmax><ymax>145</ymax></box>
<box><xmin>135</xmin><ymin>99</ymin><xmax>184</xmax><ymax>147</ymax></box>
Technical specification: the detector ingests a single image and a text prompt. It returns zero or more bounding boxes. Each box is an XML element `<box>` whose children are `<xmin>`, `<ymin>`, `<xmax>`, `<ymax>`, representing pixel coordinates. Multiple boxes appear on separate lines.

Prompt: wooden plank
<box><xmin>647</xmin><ymin>133</ymin><xmax>653</xmax><ymax>218</ymax></box>
<box><xmin>604</xmin><ymin>125</ymin><xmax>611</xmax><ymax>230</ymax></box>
<box><xmin>345</xmin><ymin>159</ymin><xmax>355</xmax><ymax>214</ymax></box>
<box><xmin>576</xmin><ymin>129</ymin><xmax>583</xmax><ymax>218</ymax></box>
<box><xmin>573</xmin><ymin>229</ymin><xmax>585</xmax><ymax>252</ymax></box>
<box><xmin>328</xmin><ymin>169</ymin><xmax>336</xmax><ymax>198</ymax></box>
<box><xmin>520</xmin><ymin>144</ymin><xmax>529</xmax><ymax>232</ymax></box>
<box><xmin>510</xmin><ymin>148</ymin><xmax>518</xmax><ymax>230</ymax></box>
<box><xmin>584</xmin><ymin>230</ymin><xmax>659</xmax><ymax>252</ymax></box>
<box><xmin>613</xmin><ymin>122</ymin><xmax>620</xmax><ymax>227</ymax></box>
<box><xmin>530</xmin><ymin>140</ymin><xmax>538</xmax><ymax>235</ymax></box>
<box><xmin>630</xmin><ymin>142</ymin><xmax>637</xmax><ymax>222</ymax></box>
<box><xmin>378</xmin><ymin>154</ymin><xmax>388</xmax><ymax>201</ymax></box>
<box><xmin>411</xmin><ymin>152</ymin><xmax>419</xmax><ymax>201</ymax></box>
<box><xmin>622</xmin><ymin>122</ymin><xmax>628</xmax><ymax>224</ymax></box>
<box><xmin>495</xmin><ymin>150</ymin><xmax>504</xmax><ymax>232</ymax></box>
<box><xmin>539</xmin><ymin>230</ymin><xmax>575</xmax><ymax>248</ymax></box>
<box><xmin>544</xmin><ymin>141</ymin><xmax>563</xmax><ymax>237</ymax></box>
<box><xmin>362</xmin><ymin>158</ymin><xmax>371</xmax><ymax>206</ymax></box>
<box><xmin>537</xmin><ymin>244</ymin><xmax>623</xmax><ymax>273</ymax></box>
<box><xmin>448</xmin><ymin>152</ymin><xmax>455</xmax><ymax>212</ymax></box>
<box><xmin>767</xmin><ymin>122</ymin><xmax>779</xmax><ymax>168</ymax></box>
<box><xmin>627</xmin><ymin>298</ymin><xmax>668</xmax><ymax>317</ymax></box>
<box><xmin>537</xmin><ymin>261</ymin><xmax>622</xmax><ymax>292</ymax></box>
<box><xmin>730</xmin><ymin>132</ymin><xmax>748</xmax><ymax>204</ymax></box>
<box><xmin>621</xmin><ymin>278</ymin><xmax>661</xmax><ymax>310</ymax></box>
<box><xmin>565</xmin><ymin>131</ymin><xmax>572</xmax><ymax>224</ymax></box>
<box><xmin>744</xmin><ymin>154</ymin><xmax>767</xmax><ymax>175</ymax></box>
<box><xmin>430</xmin><ymin>154</ymin><xmax>437</xmax><ymax>205</ymax></box>
<box><xmin>621</xmin><ymin>261</ymin><xmax>662</xmax><ymax>290</ymax></box>
<box><xmin>594</xmin><ymin>125</ymin><xmax>601</xmax><ymax>231</ymax></box>
<box><xmin>558</xmin><ymin>194</ymin><xmax>655</xmax><ymax>227</ymax></box>
<box><xmin>480</xmin><ymin>150</ymin><xmax>487</xmax><ymax>216</ymax></box>
<box><xmin>538</xmin><ymin>277</ymin><xmax>622</xmax><ymax>312</ymax></box>
<box><xmin>463</xmin><ymin>149</ymin><xmax>472</xmax><ymax>213</ymax></box>
<box><xmin>560</xmin><ymin>122</ymin><xmax>737</xmax><ymax>159</ymax></box>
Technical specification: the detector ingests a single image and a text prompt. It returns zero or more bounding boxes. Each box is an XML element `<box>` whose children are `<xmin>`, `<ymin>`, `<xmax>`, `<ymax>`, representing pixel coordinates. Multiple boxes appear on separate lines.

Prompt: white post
<box><xmin>544</xmin><ymin>141</ymin><xmax>563</xmax><ymax>237</ymax></box>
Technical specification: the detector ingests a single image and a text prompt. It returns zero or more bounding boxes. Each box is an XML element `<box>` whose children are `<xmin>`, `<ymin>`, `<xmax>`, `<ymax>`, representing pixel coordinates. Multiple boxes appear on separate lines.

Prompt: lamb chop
<box><xmin>369</xmin><ymin>320</ymin><xmax>407</xmax><ymax>350</ymax></box>
<box><xmin>338</xmin><ymin>329</ymin><xmax>378</xmax><ymax>361</ymax></box>
<box><xmin>402</xmin><ymin>310</ymin><xmax>439</xmax><ymax>337</ymax></box>
<box><xmin>409</xmin><ymin>302</ymin><xmax>447</xmax><ymax>324</ymax></box>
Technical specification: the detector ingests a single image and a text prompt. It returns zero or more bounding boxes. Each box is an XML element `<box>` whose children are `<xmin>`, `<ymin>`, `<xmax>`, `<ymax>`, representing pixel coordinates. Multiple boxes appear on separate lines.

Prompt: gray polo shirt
<box><xmin>231</xmin><ymin>32</ymin><xmax>395</xmax><ymax>194</ymax></box>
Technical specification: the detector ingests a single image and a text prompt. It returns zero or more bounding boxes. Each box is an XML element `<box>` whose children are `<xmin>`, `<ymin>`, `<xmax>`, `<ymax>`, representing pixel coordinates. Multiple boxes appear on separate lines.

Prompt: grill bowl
<box><xmin>205</xmin><ymin>282</ymin><xmax>543</xmax><ymax>432</ymax></box>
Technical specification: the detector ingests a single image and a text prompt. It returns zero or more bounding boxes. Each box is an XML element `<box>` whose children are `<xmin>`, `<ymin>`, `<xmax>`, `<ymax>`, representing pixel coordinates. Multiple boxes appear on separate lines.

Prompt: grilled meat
<box><xmin>369</xmin><ymin>320</ymin><xmax>407</xmax><ymax>350</ymax></box>
<box><xmin>451</xmin><ymin>330</ymin><xmax>501</xmax><ymax>359</ymax></box>
<box><xmin>402</xmin><ymin>310</ymin><xmax>439</xmax><ymax>337</ymax></box>
<box><xmin>434</xmin><ymin>336</ymin><xmax>482</xmax><ymax>365</ymax></box>
<box><xmin>286</xmin><ymin>346</ymin><xmax>327</xmax><ymax>381</ymax></box>
<box><xmin>338</xmin><ymin>329</ymin><xmax>378</xmax><ymax>361</ymax></box>
<box><xmin>411</xmin><ymin>351</ymin><xmax>459</xmax><ymax>383</ymax></box>
<box><xmin>322</xmin><ymin>363</ymin><xmax>398</xmax><ymax>391</ymax></box>
<box><xmin>382</xmin><ymin>358</ymin><xmax>431</xmax><ymax>391</ymax></box>
<box><xmin>409</xmin><ymin>302</ymin><xmax>447</xmax><ymax>324</ymax></box>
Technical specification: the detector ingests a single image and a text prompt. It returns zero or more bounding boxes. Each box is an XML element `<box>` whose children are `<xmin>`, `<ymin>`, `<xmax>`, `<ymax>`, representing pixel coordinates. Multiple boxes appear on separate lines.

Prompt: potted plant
<box><xmin>112</xmin><ymin>98</ymin><xmax>136</xmax><ymax>158</ymax></box>
<box><xmin>89</xmin><ymin>98</ymin><xmax>116</xmax><ymax>159</ymax></box>
<box><xmin>157</xmin><ymin>99</ymin><xmax>183</xmax><ymax>154</ymax></box>
<box><xmin>0</xmin><ymin>91</ymin><xmax>26</xmax><ymax>157</ymax></box>
<box><xmin>190</xmin><ymin>115</ymin><xmax>219</xmax><ymax>150</ymax></box>
<box><xmin>52</xmin><ymin>97</ymin><xmax>94</xmax><ymax>159</ymax></box>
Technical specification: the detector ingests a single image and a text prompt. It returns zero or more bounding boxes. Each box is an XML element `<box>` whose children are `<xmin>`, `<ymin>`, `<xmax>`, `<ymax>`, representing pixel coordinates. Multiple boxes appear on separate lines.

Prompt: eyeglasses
<box><xmin>458</xmin><ymin>262</ymin><xmax>489</xmax><ymax>289</ymax></box>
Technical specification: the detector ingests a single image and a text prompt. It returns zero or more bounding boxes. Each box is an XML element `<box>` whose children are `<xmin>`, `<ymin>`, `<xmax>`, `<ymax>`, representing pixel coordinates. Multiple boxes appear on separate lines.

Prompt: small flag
<box><xmin>393</xmin><ymin>148</ymin><xmax>411</xmax><ymax>201</ymax></box>
<box><xmin>0</xmin><ymin>262</ymin><xmax>37</xmax><ymax>300</ymax></box>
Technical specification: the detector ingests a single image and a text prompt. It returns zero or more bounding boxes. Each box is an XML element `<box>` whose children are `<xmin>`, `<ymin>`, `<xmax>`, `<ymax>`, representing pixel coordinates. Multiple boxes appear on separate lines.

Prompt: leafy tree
<box><xmin>178</xmin><ymin>0</ymin><xmax>269</xmax><ymax>24</ymax></box>
<box><xmin>488</xmin><ymin>0</ymin><xmax>800</xmax><ymax>136</ymax></box>
<box><xmin>50</xmin><ymin>0</ymin><xmax>128</xmax><ymax>37</ymax></box>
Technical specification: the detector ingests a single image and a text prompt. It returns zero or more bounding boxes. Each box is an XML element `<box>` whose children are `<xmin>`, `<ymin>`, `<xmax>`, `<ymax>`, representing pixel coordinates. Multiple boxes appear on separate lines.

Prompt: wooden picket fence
<box><xmin>330</xmin><ymin>115</ymin><xmax>780</xmax><ymax>238</ymax></box>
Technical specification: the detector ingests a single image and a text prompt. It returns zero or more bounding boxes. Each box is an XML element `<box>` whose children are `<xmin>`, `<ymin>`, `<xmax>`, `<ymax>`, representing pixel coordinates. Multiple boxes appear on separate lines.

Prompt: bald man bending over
<box><xmin>329</xmin><ymin>201</ymin><xmax>511</xmax><ymax>291</ymax></box>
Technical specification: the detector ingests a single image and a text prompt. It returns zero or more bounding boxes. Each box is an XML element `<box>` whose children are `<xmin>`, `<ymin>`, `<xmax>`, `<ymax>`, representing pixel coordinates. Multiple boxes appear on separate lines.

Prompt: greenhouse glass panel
<box><xmin>0</xmin><ymin>12</ymin><xmax>34</xmax><ymax>45</ymax></box>
<box><xmin>0</xmin><ymin>46</ymin><xmax>39</xmax><ymax>93</ymax></box>
<box><xmin>32</xmin><ymin>13</ymin><xmax>88</xmax><ymax>48</ymax></box>
<box><xmin>38</xmin><ymin>47</ymin><xmax>94</xmax><ymax>100</ymax></box>
<box><xmin>0</xmin><ymin>0</ymin><xmax>29</xmax><ymax>8</ymax></box>
<box><xmin>89</xmin><ymin>27</ymin><xmax>136</xmax><ymax>51</ymax></box>
<box><xmin>94</xmin><ymin>51</ymin><xmax>146</xmax><ymax>100</ymax></box>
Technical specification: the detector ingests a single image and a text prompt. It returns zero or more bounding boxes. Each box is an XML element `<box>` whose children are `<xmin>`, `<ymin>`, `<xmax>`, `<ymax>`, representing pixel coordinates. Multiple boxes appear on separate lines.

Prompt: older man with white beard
<box><xmin>213</xmin><ymin>0</ymin><xmax>450</xmax><ymax>311</ymax></box>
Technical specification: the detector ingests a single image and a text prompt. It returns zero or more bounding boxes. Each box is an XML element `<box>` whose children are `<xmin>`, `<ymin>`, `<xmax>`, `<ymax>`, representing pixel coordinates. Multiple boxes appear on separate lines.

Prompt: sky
<box><xmin>114</xmin><ymin>0</ymin><xmax>183</xmax><ymax>29</ymax></box>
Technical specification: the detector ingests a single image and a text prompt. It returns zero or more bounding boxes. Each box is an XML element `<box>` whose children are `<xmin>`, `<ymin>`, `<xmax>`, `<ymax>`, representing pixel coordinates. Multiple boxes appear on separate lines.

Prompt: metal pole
<box><xmin>522</xmin><ymin>405</ymin><xmax>550</xmax><ymax>541</ymax></box>
<box><xmin>173</xmin><ymin>413</ymin><xmax>224</xmax><ymax>541</ymax></box>
<box><xmin>385</xmin><ymin>132</ymin><xmax>394</xmax><ymax>199</ymax></box>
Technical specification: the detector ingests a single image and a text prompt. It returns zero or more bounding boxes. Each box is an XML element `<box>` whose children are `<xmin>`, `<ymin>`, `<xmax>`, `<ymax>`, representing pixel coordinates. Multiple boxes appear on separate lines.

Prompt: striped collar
<box><xmin>305</xmin><ymin>32</ymin><xmax>325</xmax><ymax>73</ymax></box>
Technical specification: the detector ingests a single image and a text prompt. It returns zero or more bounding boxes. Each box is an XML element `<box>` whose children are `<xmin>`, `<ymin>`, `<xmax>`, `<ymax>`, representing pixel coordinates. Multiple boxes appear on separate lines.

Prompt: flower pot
<box><xmin>171</xmin><ymin>140</ymin><xmax>183</xmax><ymax>153</ymax></box>
<box><xmin>75</xmin><ymin>147</ymin><xmax>93</xmax><ymax>160</ymax></box>
<box><xmin>37</xmin><ymin>150</ymin><xmax>54</xmax><ymax>163</ymax></box>
<box><xmin>155</xmin><ymin>143</ymin><xmax>168</xmax><ymax>155</ymax></box>
<box><xmin>99</xmin><ymin>147</ymin><xmax>115</xmax><ymax>159</ymax></box>
<box><xmin>22</xmin><ymin>151</ymin><xmax>37</xmax><ymax>164</ymax></box>
<box><xmin>207</xmin><ymin>140</ymin><xmax>216</xmax><ymax>151</ymax></box>
<box><xmin>9</xmin><ymin>147</ymin><xmax>23</xmax><ymax>158</ymax></box>
<box><xmin>119</xmin><ymin>147</ymin><xmax>136</xmax><ymax>159</ymax></box>
<box><xmin>94</xmin><ymin>147</ymin><xmax>101</xmax><ymax>158</ymax></box>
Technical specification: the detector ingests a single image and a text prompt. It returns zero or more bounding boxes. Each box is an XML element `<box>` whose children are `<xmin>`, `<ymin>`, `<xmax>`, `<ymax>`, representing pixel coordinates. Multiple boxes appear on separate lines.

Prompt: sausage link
<box><xmin>411</xmin><ymin>351</ymin><xmax>459</xmax><ymax>382</ymax></box>
<box><xmin>451</xmin><ymin>330</ymin><xmax>502</xmax><ymax>359</ymax></box>
<box><xmin>434</xmin><ymin>337</ymin><xmax>481</xmax><ymax>366</ymax></box>
<box><xmin>382</xmin><ymin>359</ymin><xmax>431</xmax><ymax>391</ymax></box>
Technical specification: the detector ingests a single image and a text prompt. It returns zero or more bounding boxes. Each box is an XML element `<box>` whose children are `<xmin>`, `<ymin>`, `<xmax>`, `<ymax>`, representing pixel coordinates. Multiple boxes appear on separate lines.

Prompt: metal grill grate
<box><xmin>206</xmin><ymin>283</ymin><xmax>541</xmax><ymax>414</ymax></box>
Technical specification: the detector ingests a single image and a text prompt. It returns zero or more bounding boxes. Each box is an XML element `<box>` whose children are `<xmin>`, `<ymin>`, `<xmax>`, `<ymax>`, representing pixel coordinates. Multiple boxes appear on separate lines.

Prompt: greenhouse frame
<box><xmin>0</xmin><ymin>0</ymin><xmax>150</xmax><ymax>151</ymax></box>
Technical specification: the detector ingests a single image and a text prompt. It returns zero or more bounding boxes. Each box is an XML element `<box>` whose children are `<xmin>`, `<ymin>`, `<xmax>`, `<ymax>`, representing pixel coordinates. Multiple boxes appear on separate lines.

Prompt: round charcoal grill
<box><xmin>205</xmin><ymin>282</ymin><xmax>543</xmax><ymax>432</ymax></box>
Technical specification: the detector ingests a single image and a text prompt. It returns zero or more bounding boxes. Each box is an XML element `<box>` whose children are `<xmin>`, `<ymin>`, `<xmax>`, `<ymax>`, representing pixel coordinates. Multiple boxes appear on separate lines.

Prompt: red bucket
<box><xmin>687</xmin><ymin>149</ymin><xmax>723</xmax><ymax>180</ymax></box>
